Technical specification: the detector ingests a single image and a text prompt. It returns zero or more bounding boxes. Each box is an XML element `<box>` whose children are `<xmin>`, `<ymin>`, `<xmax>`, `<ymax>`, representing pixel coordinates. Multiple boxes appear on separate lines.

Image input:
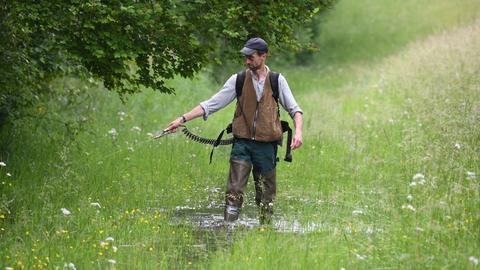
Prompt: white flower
<box><xmin>409</xmin><ymin>181</ymin><xmax>417</xmax><ymax>187</ymax></box>
<box><xmin>108</xmin><ymin>259</ymin><xmax>117</xmax><ymax>264</ymax></box>
<box><xmin>131</xmin><ymin>126</ymin><xmax>142</xmax><ymax>132</ymax></box>
<box><xmin>108</xmin><ymin>128</ymin><xmax>118</xmax><ymax>136</ymax></box>
<box><xmin>6</xmin><ymin>267</ymin><xmax>14</xmax><ymax>270</ymax></box>
<box><xmin>60</xmin><ymin>208</ymin><xmax>71</xmax><ymax>216</ymax></box>
<box><xmin>6</xmin><ymin>173</ymin><xmax>11</xmax><ymax>177</ymax></box>
<box><xmin>112</xmin><ymin>246</ymin><xmax>118</xmax><ymax>252</ymax></box>
<box><xmin>454</xmin><ymin>143</ymin><xmax>461</xmax><ymax>149</ymax></box>
<box><xmin>415</xmin><ymin>227</ymin><xmax>424</xmax><ymax>232</ymax></box>
<box><xmin>118</xmin><ymin>111</ymin><xmax>126</xmax><ymax>117</ymax></box>
<box><xmin>355</xmin><ymin>254</ymin><xmax>367</xmax><ymax>260</ymax></box>
<box><xmin>64</xmin><ymin>262</ymin><xmax>77</xmax><ymax>270</ymax></box>
<box><xmin>105</xmin><ymin>236</ymin><xmax>114</xmax><ymax>242</ymax></box>
<box><xmin>352</xmin><ymin>210</ymin><xmax>364</xmax><ymax>216</ymax></box>
<box><xmin>127</xmin><ymin>146</ymin><xmax>134</xmax><ymax>152</ymax></box>
<box><xmin>90</xmin><ymin>202</ymin><xmax>101</xmax><ymax>208</ymax></box>
<box><xmin>407</xmin><ymin>194</ymin><xmax>413</xmax><ymax>201</ymax></box>
<box><xmin>469</xmin><ymin>256</ymin><xmax>479</xmax><ymax>265</ymax></box>
<box><xmin>0</xmin><ymin>161</ymin><xmax>6</xmax><ymax>167</ymax></box>
<box><xmin>412</xmin><ymin>173</ymin><xmax>425</xmax><ymax>181</ymax></box>
<box><xmin>401</xmin><ymin>204</ymin><xmax>416</xmax><ymax>212</ymax></box>
<box><xmin>466</xmin><ymin>171</ymin><xmax>476</xmax><ymax>180</ymax></box>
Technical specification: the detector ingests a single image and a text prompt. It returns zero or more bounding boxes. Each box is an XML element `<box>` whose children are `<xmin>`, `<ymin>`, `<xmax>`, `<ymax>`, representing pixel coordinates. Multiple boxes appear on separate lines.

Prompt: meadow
<box><xmin>1</xmin><ymin>0</ymin><xmax>479</xmax><ymax>269</ymax></box>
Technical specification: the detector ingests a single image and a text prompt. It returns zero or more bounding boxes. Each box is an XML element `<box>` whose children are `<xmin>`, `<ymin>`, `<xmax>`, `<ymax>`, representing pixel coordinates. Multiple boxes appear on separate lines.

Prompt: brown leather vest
<box><xmin>232</xmin><ymin>71</ymin><xmax>283</xmax><ymax>142</ymax></box>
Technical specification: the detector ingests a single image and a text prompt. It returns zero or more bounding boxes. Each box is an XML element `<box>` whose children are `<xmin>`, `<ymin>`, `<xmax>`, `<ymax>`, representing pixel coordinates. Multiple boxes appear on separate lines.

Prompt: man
<box><xmin>165</xmin><ymin>37</ymin><xmax>303</xmax><ymax>223</ymax></box>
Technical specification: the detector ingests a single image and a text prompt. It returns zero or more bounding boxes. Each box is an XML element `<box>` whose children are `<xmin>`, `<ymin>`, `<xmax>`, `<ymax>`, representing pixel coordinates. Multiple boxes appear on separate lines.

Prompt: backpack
<box><xmin>209</xmin><ymin>70</ymin><xmax>293</xmax><ymax>164</ymax></box>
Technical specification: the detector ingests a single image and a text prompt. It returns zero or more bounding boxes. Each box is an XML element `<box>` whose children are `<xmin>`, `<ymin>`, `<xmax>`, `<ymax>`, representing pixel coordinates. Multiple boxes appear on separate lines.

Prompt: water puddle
<box><xmin>170</xmin><ymin>206</ymin><xmax>331</xmax><ymax>234</ymax></box>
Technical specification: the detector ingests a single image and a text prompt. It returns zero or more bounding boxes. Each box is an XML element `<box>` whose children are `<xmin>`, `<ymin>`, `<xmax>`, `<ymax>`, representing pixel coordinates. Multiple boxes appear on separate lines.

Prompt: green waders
<box><xmin>224</xmin><ymin>139</ymin><xmax>277</xmax><ymax>224</ymax></box>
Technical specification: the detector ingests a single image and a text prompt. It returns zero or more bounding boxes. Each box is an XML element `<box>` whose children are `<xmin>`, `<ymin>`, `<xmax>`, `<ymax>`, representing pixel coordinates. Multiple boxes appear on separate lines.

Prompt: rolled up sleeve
<box><xmin>278</xmin><ymin>74</ymin><xmax>303</xmax><ymax>118</ymax></box>
<box><xmin>200</xmin><ymin>74</ymin><xmax>237</xmax><ymax>120</ymax></box>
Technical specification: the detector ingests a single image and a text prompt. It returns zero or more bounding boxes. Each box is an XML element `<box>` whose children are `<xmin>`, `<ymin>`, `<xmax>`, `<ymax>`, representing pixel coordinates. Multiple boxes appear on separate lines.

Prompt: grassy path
<box><xmin>1</xmin><ymin>1</ymin><xmax>479</xmax><ymax>269</ymax></box>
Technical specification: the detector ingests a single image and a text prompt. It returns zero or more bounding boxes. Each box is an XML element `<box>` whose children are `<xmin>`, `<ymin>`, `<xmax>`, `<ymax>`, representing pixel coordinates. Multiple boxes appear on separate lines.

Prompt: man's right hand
<box><xmin>164</xmin><ymin>117</ymin><xmax>184</xmax><ymax>132</ymax></box>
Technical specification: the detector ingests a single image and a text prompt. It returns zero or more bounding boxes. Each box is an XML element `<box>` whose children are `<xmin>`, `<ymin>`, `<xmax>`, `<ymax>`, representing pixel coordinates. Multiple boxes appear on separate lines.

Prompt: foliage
<box><xmin>0</xmin><ymin>0</ymin><xmax>335</xmax><ymax>125</ymax></box>
<box><xmin>1</xmin><ymin>1</ymin><xmax>480</xmax><ymax>268</ymax></box>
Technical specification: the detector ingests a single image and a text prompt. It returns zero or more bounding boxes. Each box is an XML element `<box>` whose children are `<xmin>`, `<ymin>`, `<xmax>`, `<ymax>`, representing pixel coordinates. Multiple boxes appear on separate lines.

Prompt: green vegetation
<box><xmin>1</xmin><ymin>0</ymin><xmax>479</xmax><ymax>269</ymax></box>
<box><xmin>0</xmin><ymin>0</ymin><xmax>332</xmax><ymax>125</ymax></box>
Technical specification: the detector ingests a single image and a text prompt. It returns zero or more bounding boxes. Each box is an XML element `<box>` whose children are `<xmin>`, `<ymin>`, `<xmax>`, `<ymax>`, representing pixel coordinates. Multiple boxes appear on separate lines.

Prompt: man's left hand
<box><xmin>291</xmin><ymin>132</ymin><xmax>303</xmax><ymax>150</ymax></box>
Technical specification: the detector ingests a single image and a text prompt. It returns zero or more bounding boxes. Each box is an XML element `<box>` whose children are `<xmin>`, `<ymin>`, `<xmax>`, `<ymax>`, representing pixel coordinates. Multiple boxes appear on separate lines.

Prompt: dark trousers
<box><xmin>224</xmin><ymin>139</ymin><xmax>277</xmax><ymax>222</ymax></box>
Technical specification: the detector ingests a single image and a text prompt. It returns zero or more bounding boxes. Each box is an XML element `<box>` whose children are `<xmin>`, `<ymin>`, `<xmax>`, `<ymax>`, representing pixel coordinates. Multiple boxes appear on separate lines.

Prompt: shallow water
<box><xmin>170</xmin><ymin>206</ymin><xmax>332</xmax><ymax>234</ymax></box>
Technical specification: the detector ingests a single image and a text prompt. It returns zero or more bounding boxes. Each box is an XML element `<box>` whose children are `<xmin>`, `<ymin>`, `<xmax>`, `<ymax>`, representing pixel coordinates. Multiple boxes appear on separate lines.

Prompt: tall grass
<box><xmin>1</xmin><ymin>0</ymin><xmax>479</xmax><ymax>269</ymax></box>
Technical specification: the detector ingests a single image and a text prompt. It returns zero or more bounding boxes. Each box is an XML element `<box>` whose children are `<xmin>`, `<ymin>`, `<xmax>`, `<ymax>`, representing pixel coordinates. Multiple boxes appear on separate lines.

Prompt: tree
<box><xmin>0</xmin><ymin>0</ymin><xmax>336</xmax><ymax>125</ymax></box>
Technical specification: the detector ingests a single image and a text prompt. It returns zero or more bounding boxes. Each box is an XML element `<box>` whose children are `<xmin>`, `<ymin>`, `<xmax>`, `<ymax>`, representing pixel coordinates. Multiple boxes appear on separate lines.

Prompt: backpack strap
<box><xmin>235</xmin><ymin>70</ymin><xmax>280</xmax><ymax>102</ymax></box>
<box><xmin>235</xmin><ymin>70</ymin><xmax>246</xmax><ymax>97</ymax></box>
<box><xmin>269</xmin><ymin>71</ymin><xmax>280</xmax><ymax>103</ymax></box>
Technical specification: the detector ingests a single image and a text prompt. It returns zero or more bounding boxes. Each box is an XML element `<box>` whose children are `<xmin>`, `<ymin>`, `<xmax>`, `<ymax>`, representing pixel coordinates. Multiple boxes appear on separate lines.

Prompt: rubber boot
<box><xmin>258</xmin><ymin>169</ymin><xmax>276</xmax><ymax>225</ymax></box>
<box><xmin>253</xmin><ymin>166</ymin><xmax>262</xmax><ymax>206</ymax></box>
<box><xmin>224</xmin><ymin>159</ymin><xmax>252</xmax><ymax>222</ymax></box>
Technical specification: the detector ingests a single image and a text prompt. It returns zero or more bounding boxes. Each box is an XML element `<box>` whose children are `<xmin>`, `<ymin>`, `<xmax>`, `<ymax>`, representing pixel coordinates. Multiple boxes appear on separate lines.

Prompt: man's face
<box><xmin>244</xmin><ymin>52</ymin><xmax>266</xmax><ymax>72</ymax></box>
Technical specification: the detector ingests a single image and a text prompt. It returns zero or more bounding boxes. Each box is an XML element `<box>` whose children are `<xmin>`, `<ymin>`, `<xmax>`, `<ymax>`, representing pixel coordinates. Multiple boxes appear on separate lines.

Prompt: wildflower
<box><xmin>61</xmin><ymin>208</ymin><xmax>71</xmax><ymax>216</ymax></box>
<box><xmin>466</xmin><ymin>171</ymin><xmax>476</xmax><ymax>180</ymax></box>
<box><xmin>6</xmin><ymin>267</ymin><xmax>14</xmax><ymax>270</ymax></box>
<box><xmin>118</xmin><ymin>111</ymin><xmax>126</xmax><ymax>121</ymax></box>
<box><xmin>112</xmin><ymin>246</ymin><xmax>118</xmax><ymax>253</ymax></box>
<box><xmin>454</xmin><ymin>143</ymin><xmax>461</xmax><ymax>149</ymax></box>
<box><xmin>6</xmin><ymin>173</ymin><xmax>11</xmax><ymax>177</ymax></box>
<box><xmin>108</xmin><ymin>259</ymin><xmax>117</xmax><ymax>264</ymax></box>
<box><xmin>0</xmin><ymin>161</ymin><xmax>6</xmax><ymax>167</ymax></box>
<box><xmin>352</xmin><ymin>210</ymin><xmax>364</xmax><ymax>216</ymax></box>
<box><xmin>128</xmin><ymin>147</ymin><xmax>134</xmax><ymax>152</ymax></box>
<box><xmin>90</xmin><ymin>202</ymin><xmax>101</xmax><ymax>208</ymax></box>
<box><xmin>415</xmin><ymin>227</ymin><xmax>424</xmax><ymax>232</ymax></box>
<box><xmin>411</xmin><ymin>173</ymin><xmax>426</xmax><ymax>186</ymax></box>
<box><xmin>413</xmin><ymin>173</ymin><xmax>425</xmax><ymax>181</ymax></box>
<box><xmin>105</xmin><ymin>236</ymin><xmax>114</xmax><ymax>242</ymax></box>
<box><xmin>108</xmin><ymin>128</ymin><xmax>118</xmax><ymax>136</ymax></box>
<box><xmin>64</xmin><ymin>262</ymin><xmax>77</xmax><ymax>270</ymax></box>
<box><xmin>406</xmin><ymin>194</ymin><xmax>413</xmax><ymax>201</ymax></box>
<box><xmin>131</xmin><ymin>126</ymin><xmax>142</xmax><ymax>132</ymax></box>
<box><xmin>469</xmin><ymin>256</ymin><xmax>479</xmax><ymax>265</ymax></box>
<box><xmin>401</xmin><ymin>204</ymin><xmax>416</xmax><ymax>212</ymax></box>
<box><xmin>355</xmin><ymin>254</ymin><xmax>367</xmax><ymax>260</ymax></box>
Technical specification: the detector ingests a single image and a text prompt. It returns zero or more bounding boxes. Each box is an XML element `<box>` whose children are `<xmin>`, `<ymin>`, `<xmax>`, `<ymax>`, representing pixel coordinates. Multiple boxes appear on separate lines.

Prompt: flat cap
<box><xmin>240</xmin><ymin>37</ymin><xmax>268</xmax><ymax>55</ymax></box>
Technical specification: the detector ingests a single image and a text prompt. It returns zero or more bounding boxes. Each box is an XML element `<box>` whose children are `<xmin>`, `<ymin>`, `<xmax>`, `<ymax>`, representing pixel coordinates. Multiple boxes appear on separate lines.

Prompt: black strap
<box><xmin>235</xmin><ymin>70</ymin><xmax>246</xmax><ymax>97</ymax></box>
<box><xmin>209</xmin><ymin>128</ymin><xmax>226</xmax><ymax>164</ymax></box>
<box><xmin>235</xmin><ymin>70</ymin><xmax>280</xmax><ymax>103</ymax></box>
<box><xmin>269</xmin><ymin>71</ymin><xmax>280</xmax><ymax>103</ymax></box>
<box><xmin>281</xmin><ymin>120</ymin><xmax>293</xmax><ymax>162</ymax></box>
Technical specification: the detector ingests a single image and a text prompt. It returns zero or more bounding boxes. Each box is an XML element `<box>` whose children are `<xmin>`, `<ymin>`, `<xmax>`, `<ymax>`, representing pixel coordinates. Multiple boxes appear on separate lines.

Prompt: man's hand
<box><xmin>291</xmin><ymin>131</ymin><xmax>303</xmax><ymax>150</ymax></box>
<box><xmin>291</xmin><ymin>112</ymin><xmax>303</xmax><ymax>150</ymax></box>
<box><xmin>165</xmin><ymin>117</ymin><xmax>184</xmax><ymax>133</ymax></box>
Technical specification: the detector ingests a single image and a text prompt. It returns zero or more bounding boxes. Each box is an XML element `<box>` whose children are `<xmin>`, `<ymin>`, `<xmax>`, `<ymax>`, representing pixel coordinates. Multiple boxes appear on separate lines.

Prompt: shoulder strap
<box><xmin>269</xmin><ymin>71</ymin><xmax>280</xmax><ymax>103</ymax></box>
<box><xmin>236</xmin><ymin>70</ymin><xmax>280</xmax><ymax>101</ymax></box>
<box><xmin>235</xmin><ymin>70</ymin><xmax>246</xmax><ymax>97</ymax></box>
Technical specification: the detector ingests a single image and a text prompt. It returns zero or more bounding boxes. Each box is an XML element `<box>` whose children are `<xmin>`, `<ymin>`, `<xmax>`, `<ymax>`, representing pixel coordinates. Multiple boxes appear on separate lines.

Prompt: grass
<box><xmin>1</xmin><ymin>0</ymin><xmax>480</xmax><ymax>269</ymax></box>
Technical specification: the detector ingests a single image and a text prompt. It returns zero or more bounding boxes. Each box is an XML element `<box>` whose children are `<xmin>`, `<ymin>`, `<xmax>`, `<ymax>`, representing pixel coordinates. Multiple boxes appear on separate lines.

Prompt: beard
<box><xmin>248</xmin><ymin>63</ymin><xmax>260</xmax><ymax>72</ymax></box>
